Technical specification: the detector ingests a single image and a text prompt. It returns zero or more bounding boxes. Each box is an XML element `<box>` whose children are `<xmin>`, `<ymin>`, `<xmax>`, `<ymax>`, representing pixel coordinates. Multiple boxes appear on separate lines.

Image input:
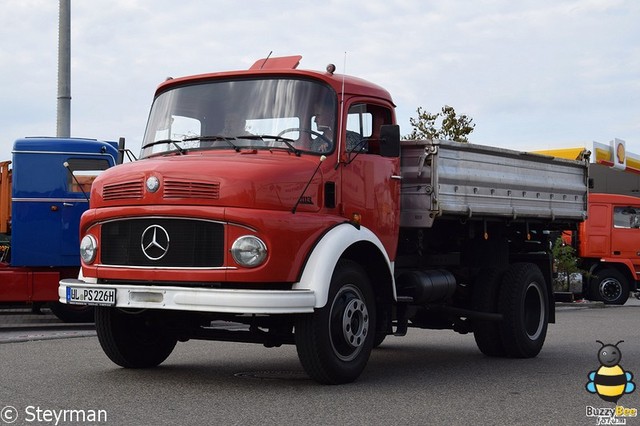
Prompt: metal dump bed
<box><xmin>400</xmin><ymin>139</ymin><xmax>588</xmax><ymax>228</ymax></box>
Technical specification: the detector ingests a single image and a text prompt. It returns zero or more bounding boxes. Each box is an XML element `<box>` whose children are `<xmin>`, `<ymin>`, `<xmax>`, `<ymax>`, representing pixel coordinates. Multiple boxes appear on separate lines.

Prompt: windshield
<box><xmin>140</xmin><ymin>78</ymin><xmax>337</xmax><ymax>158</ymax></box>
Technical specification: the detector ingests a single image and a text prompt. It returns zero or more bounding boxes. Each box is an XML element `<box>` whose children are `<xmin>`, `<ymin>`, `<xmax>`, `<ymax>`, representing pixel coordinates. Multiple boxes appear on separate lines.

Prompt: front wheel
<box><xmin>295</xmin><ymin>260</ymin><xmax>376</xmax><ymax>384</ymax></box>
<box><xmin>95</xmin><ymin>307</ymin><xmax>177</xmax><ymax>368</ymax></box>
<box><xmin>49</xmin><ymin>302</ymin><xmax>94</xmax><ymax>323</ymax></box>
<box><xmin>590</xmin><ymin>268</ymin><xmax>629</xmax><ymax>305</ymax></box>
<box><xmin>498</xmin><ymin>263</ymin><xmax>548</xmax><ymax>358</ymax></box>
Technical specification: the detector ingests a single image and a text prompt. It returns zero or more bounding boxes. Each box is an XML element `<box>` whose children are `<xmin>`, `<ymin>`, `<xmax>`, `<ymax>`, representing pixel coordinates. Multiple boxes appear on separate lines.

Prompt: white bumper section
<box><xmin>59</xmin><ymin>279</ymin><xmax>316</xmax><ymax>314</ymax></box>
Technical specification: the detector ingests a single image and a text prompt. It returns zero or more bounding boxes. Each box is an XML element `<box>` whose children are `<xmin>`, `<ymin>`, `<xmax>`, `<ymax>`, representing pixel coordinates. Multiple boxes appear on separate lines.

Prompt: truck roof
<box><xmin>154</xmin><ymin>55</ymin><xmax>395</xmax><ymax>106</ymax></box>
<box><xmin>12</xmin><ymin>137</ymin><xmax>118</xmax><ymax>156</ymax></box>
<box><xmin>589</xmin><ymin>192</ymin><xmax>640</xmax><ymax>204</ymax></box>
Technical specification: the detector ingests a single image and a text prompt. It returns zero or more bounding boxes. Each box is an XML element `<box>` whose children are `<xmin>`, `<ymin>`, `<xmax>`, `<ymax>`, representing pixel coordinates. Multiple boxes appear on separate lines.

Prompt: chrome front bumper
<box><xmin>59</xmin><ymin>279</ymin><xmax>316</xmax><ymax>314</ymax></box>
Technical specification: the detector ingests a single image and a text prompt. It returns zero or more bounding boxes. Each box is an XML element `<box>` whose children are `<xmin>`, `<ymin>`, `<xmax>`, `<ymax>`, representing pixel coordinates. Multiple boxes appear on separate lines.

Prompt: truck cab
<box><xmin>71</xmin><ymin>57</ymin><xmax>400</xmax><ymax>298</ymax></box>
<box><xmin>1</xmin><ymin>137</ymin><xmax>119</xmax><ymax>321</ymax></box>
<box><xmin>578</xmin><ymin>193</ymin><xmax>640</xmax><ymax>304</ymax></box>
<box><xmin>10</xmin><ymin>138</ymin><xmax>118</xmax><ymax>266</ymax></box>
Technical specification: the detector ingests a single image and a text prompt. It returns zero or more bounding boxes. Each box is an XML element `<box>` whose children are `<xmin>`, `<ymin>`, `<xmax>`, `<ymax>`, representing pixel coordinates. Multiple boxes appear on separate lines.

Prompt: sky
<box><xmin>1</xmin><ymin>0</ymin><xmax>638</xmax><ymax>160</ymax></box>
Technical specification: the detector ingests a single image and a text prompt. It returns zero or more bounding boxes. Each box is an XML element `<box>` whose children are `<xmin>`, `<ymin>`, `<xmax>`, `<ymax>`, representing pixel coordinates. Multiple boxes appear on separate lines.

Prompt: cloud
<box><xmin>0</xmin><ymin>0</ymin><xmax>638</xmax><ymax>159</ymax></box>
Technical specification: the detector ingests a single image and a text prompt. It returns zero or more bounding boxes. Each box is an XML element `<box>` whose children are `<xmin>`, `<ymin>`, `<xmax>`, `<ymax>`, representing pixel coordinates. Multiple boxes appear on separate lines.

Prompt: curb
<box><xmin>553</xmin><ymin>291</ymin><xmax>606</xmax><ymax>308</ymax></box>
<box><xmin>0</xmin><ymin>323</ymin><xmax>95</xmax><ymax>331</ymax></box>
<box><xmin>0</xmin><ymin>307</ymin><xmax>93</xmax><ymax>328</ymax></box>
<box><xmin>555</xmin><ymin>301</ymin><xmax>605</xmax><ymax>308</ymax></box>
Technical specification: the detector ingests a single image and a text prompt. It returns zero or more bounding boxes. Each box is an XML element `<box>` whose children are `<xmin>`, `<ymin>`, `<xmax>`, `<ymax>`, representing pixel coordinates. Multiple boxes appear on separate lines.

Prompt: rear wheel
<box><xmin>498</xmin><ymin>263</ymin><xmax>548</xmax><ymax>358</ymax></box>
<box><xmin>95</xmin><ymin>307</ymin><xmax>177</xmax><ymax>368</ymax></box>
<box><xmin>472</xmin><ymin>268</ymin><xmax>506</xmax><ymax>357</ymax></box>
<box><xmin>295</xmin><ymin>260</ymin><xmax>375</xmax><ymax>384</ymax></box>
<box><xmin>590</xmin><ymin>268</ymin><xmax>629</xmax><ymax>305</ymax></box>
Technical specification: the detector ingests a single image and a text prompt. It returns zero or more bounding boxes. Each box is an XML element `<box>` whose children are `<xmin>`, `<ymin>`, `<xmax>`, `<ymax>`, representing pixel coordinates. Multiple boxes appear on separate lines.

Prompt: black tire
<box><xmin>472</xmin><ymin>268</ymin><xmax>507</xmax><ymax>357</ymax></box>
<box><xmin>590</xmin><ymin>268</ymin><xmax>629</xmax><ymax>305</ymax></box>
<box><xmin>372</xmin><ymin>333</ymin><xmax>387</xmax><ymax>348</ymax></box>
<box><xmin>498</xmin><ymin>263</ymin><xmax>548</xmax><ymax>358</ymax></box>
<box><xmin>372</xmin><ymin>303</ymin><xmax>391</xmax><ymax>348</ymax></box>
<box><xmin>295</xmin><ymin>260</ymin><xmax>376</xmax><ymax>384</ymax></box>
<box><xmin>49</xmin><ymin>302</ymin><xmax>94</xmax><ymax>323</ymax></box>
<box><xmin>95</xmin><ymin>307</ymin><xmax>177</xmax><ymax>368</ymax></box>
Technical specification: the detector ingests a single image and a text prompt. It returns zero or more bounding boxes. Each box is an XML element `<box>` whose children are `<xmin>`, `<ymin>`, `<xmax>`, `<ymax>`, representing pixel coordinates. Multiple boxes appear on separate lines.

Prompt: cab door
<box><xmin>59</xmin><ymin>157</ymin><xmax>113</xmax><ymax>263</ymax></box>
<box><xmin>611</xmin><ymin>204</ymin><xmax>640</xmax><ymax>277</ymax></box>
<box><xmin>339</xmin><ymin>102</ymin><xmax>401</xmax><ymax>259</ymax></box>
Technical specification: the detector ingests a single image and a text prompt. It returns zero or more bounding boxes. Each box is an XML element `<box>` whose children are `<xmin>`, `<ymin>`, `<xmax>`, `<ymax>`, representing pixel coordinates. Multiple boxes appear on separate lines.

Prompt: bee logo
<box><xmin>586</xmin><ymin>340</ymin><xmax>635</xmax><ymax>403</ymax></box>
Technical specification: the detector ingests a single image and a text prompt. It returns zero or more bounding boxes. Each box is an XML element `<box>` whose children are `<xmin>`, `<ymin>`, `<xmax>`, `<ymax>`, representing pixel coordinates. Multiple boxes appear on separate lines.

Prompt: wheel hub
<box><xmin>342</xmin><ymin>298</ymin><xmax>369</xmax><ymax>349</ymax></box>
<box><xmin>329</xmin><ymin>284</ymin><xmax>371</xmax><ymax>362</ymax></box>
<box><xmin>600</xmin><ymin>278</ymin><xmax>622</xmax><ymax>301</ymax></box>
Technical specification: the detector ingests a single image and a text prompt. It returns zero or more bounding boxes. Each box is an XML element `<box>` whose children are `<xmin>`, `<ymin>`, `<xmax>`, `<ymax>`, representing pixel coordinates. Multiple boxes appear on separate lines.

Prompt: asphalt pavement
<box><xmin>0</xmin><ymin>305</ymin><xmax>95</xmax><ymax>344</ymax></box>
<box><xmin>1</xmin><ymin>299</ymin><xmax>640</xmax><ymax>425</ymax></box>
<box><xmin>0</xmin><ymin>295</ymin><xmax>636</xmax><ymax>344</ymax></box>
<box><xmin>1</xmin><ymin>298</ymin><xmax>640</xmax><ymax>425</ymax></box>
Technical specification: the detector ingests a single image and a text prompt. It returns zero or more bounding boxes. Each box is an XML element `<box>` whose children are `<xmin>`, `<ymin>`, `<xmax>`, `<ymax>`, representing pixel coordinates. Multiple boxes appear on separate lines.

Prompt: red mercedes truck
<box><xmin>59</xmin><ymin>56</ymin><xmax>588</xmax><ymax>384</ymax></box>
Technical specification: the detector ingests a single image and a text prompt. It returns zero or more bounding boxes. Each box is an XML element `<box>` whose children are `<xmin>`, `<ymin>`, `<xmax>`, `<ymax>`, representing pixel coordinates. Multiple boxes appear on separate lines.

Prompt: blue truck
<box><xmin>0</xmin><ymin>137</ymin><xmax>121</xmax><ymax>321</ymax></box>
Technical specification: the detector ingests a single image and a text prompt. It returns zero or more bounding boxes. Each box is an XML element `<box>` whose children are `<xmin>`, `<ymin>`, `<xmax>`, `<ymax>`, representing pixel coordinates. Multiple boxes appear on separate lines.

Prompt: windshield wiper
<box><xmin>142</xmin><ymin>139</ymin><xmax>186</xmax><ymax>155</ymax></box>
<box><xmin>241</xmin><ymin>135</ymin><xmax>300</xmax><ymax>156</ymax></box>
<box><xmin>183</xmin><ymin>135</ymin><xmax>240</xmax><ymax>152</ymax></box>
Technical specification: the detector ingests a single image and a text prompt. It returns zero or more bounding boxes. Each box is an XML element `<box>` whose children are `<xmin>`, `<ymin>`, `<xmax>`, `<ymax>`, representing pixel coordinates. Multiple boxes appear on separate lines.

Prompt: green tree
<box><xmin>404</xmin><ymin>105</ymin><xmax>475</xmax><ymax>142</ymax></box>
<box><xmin>551</xmin><ymin>236</ymin><xmax>582</xmax><ymax>292</ymax></box>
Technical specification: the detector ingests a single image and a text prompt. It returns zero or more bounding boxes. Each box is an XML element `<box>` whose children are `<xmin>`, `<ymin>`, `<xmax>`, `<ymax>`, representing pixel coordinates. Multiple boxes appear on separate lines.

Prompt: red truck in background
<box><xmin>569</xmin><ymin>193</ymin><xmax>640</xmax><ymax>305</ymax></box>
<box><xmin>58</xmin><ymin>56</ymin><xmax>589</xmax><ymax>384</ymax></box>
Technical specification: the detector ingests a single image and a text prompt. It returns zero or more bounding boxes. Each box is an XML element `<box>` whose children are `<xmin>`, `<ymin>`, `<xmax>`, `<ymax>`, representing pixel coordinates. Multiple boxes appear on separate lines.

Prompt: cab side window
<box><xmin>346</xmin><ymin>104</ymin><xmax>393</xmax><ymax>154</ymax></box>
<box><xmin>614</xmin><ymin>206</ymin><xmax>640</xmax><ymax>229</ymax></box>
<box><xmin>66</xmin><ymin>158</ymin><xmax>111</xmax><ymax>194</ymax></box>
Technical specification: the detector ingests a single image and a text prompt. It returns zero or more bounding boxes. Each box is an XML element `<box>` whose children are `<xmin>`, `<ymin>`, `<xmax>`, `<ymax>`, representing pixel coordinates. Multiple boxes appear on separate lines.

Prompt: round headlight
<box><xmin>230</xmin><ymin>236</ymin><xmax>267</xmax><ymax>268</ymax></box>
<box><xmin>80</xmin><ymin>235</ymin><xmax>97</xmax><ymax>264</ymax></box>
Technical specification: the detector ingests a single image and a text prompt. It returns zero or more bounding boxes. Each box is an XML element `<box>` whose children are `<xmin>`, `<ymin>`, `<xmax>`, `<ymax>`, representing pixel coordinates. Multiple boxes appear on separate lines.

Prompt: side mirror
<box><xmin>117</xmin><ymin>137</ymin><xmax>126</xmax><ymax>165</ymax></box>
<box><xmin>380</xmin><ymin>125</ymin><xmax>400</xmax><ymax>158</ymax></box>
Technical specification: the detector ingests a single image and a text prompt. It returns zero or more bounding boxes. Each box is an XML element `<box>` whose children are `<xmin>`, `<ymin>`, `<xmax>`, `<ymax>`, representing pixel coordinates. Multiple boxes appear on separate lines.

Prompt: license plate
<box><xmin>66</xmin><ymin>287</ymin><xmax>116</xmax><ymax>306</ymax></box>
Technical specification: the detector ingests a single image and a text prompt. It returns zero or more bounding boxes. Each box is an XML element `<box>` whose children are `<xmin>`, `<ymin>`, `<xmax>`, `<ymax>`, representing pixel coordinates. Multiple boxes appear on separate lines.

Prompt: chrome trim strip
<box><xmin>11</xmin><ymin>149</ymin><xmax>116</xmax><ymax>164</ymax></box>
<box><xmin>94</xmin><ymin>263</ymin><xmax>237</xmax><ymax>270</ymax></box>
<box><xmin>94</xmin><ymin>216</ymin><xmax>257</xmax><ymax>232</ymax></box>
<box><xmin>13</xmin><ymin>198</ymin><xmax>89</xmax><ymax>203</ymax></box>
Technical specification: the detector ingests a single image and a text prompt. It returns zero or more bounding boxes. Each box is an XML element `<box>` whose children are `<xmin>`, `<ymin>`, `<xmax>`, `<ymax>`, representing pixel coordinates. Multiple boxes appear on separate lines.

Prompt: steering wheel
<box><xmin>277</xmin><ymin>128</ymin><xmax>332</xmax><ymax>152</ymax></box>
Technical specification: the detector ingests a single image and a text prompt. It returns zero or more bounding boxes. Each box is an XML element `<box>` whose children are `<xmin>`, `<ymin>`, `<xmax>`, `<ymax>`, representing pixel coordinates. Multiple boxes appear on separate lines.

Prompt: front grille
<box><xmin>103</xmin><ymin>180</ymin><xmax>144</xmax><ymax>200</ymax></box>
<box><xmin>163</xmin><ymin>179</ymin><xmax>220</xmax><ymax>199</ymax></box>
<box><xmin>101</xmin><ymin>218</ymin><xmax>224</xmax><ymax>267</ymax></box>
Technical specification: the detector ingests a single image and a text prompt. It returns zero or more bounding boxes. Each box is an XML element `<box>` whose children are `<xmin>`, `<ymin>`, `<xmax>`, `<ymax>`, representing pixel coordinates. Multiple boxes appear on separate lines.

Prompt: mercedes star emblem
<box><xmin>141</xmin><ymin>224</ymin><xmax>170</xmax><ymax>260</ymax></box>
<box><xmin>146</xmin><ymin>176</ymin><xmax>160</xmax><ymax>193</ymax></box>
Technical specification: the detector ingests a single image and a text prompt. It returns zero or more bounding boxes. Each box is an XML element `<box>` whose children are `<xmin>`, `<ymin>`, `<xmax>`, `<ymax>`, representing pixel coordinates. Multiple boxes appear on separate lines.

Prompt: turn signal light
<box><xmin>350</xmin><ymin>212</ymin><xmax>362</xmax><ymax>228</ymax></box>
